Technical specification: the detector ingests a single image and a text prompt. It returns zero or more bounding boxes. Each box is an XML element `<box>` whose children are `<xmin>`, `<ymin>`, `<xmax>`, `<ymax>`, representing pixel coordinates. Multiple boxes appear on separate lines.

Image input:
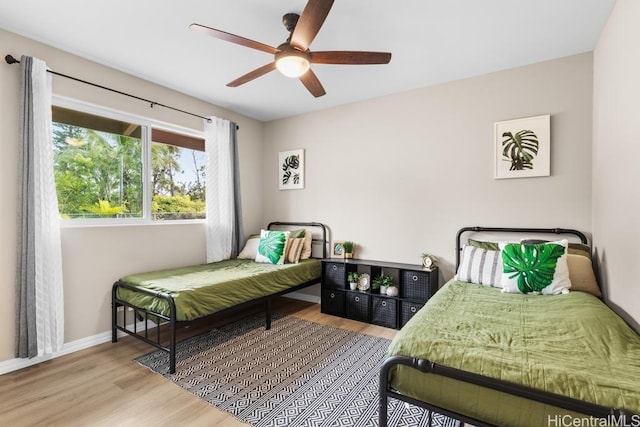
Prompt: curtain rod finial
<box><xmin>5</xmin><ymin>54</ymin><xmax>19</xmax><ymax>64</ymax></box>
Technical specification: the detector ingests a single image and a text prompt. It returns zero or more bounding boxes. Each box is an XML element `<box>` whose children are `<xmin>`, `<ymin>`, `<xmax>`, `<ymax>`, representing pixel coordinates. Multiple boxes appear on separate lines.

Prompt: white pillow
<box><xmin>456</xmin><ymin>245</ymin><xmax>502</xmax><ymax>287</ymax></box>
<box><xmin>237</xmin><ymin>235</ymin><xmax>260</xmax><ymax>259</ymax></box>
<box><xmin>500</xmin><ymin>240</ymin><xmax>571</xmax><ymax>295</ymax></box>
<box><xmin>255</xmin><ymin>230</ymin><xmax>290</xmax><ymax>265</ymax></box>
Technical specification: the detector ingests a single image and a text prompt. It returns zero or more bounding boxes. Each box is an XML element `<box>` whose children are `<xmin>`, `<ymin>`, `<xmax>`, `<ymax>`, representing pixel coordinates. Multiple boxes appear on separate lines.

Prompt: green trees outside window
<box><xmin>52</xmin><ymin>104</ymin><xmax>205</xmax><ymax>220</ymax></box>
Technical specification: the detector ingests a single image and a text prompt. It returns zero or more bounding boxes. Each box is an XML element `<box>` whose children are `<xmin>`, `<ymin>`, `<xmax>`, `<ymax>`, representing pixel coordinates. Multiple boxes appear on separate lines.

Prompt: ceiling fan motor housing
<box><xmin>282</xmin><ymin>13</ymin><xmax>300</xmax><ymax>33</ymax></box>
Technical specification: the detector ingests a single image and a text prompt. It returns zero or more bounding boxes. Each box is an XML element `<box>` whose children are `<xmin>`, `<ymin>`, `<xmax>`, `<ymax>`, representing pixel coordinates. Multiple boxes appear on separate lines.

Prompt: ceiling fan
<box><xmin>189</xmin><ymin>0</ymin><xmax>392</xmax><ymax>97</ymax></box>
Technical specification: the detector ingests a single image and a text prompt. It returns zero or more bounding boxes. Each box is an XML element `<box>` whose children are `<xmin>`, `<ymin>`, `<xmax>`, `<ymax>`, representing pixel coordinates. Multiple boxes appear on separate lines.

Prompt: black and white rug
<box><xmin>136</xmin><ymin>314</ymin><xmax>459</xmax><ymax>427</ymax></box>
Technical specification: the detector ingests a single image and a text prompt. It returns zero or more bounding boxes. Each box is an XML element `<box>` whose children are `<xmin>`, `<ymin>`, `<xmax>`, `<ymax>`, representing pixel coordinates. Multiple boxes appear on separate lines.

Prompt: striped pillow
<box><xmin>285</xmin><ymin>237</ymin><xmax>305</xmax><ymax>264</ymax></box>
<box><xmin>456</xmin><ymin>245</ymin><xmax>502</xmax><ymax>287</ymax></box>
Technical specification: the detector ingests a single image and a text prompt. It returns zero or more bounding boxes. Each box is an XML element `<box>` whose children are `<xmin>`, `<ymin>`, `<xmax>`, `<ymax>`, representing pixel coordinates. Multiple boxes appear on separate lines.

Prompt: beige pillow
<box><xmin>567</xmin><ymin>253</ymin><xmax>601</xmax><ymax>297</ymax></box>
<box><xmin>300</xmin><ymin>230</ymin><xmax>313</xmax><ymax>260</ymax></box>
<box><xmin>237</xmin><ymin>235</ymin><xmax>260</xmax><ymax>259</ymax></box>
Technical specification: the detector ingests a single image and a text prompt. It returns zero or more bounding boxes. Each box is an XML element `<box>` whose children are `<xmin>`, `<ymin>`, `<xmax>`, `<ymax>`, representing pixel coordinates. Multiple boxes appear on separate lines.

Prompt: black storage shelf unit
<box><xmin>320</xmin><ymin>259</ymin><xmax>438</xmax><ymax>330</ymax></box>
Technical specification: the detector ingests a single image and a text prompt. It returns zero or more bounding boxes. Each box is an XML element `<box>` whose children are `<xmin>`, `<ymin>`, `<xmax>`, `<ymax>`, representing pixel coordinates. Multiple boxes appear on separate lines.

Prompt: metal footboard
<box><xmin>112</xmin><ymin>281</ymin><xmax>178</xmax><ymax>372</ymax></box>
<box><xmin>378</xmin><ymin>355</ymin><xmax>636</xmax><ymax>427</ymax></box>
<box><xmin>112</xmin><ymin>277</ymin><xmax>319</xmax><ymax>374</ymax></box>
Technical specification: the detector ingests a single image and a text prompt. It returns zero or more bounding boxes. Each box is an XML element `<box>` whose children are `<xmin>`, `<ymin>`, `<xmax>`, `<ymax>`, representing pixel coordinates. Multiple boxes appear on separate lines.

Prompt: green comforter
<box><xmin>387</xmin><ymin>280</ymin><xmax>640</xmax><ymax>426</ymax></box>
<box><xmin>116</xmin><ymin>259</ymin><xmax>320</xmax><ymax>321</ymax></box>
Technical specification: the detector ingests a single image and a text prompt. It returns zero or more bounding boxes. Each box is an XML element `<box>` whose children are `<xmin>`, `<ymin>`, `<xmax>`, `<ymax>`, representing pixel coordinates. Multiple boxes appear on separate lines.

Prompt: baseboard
<box><xmin>284</xmin><ymin>291</ymin><xmax>321</xmax><ymax>304</ymax></box>
<box><xmin>0</xmin><ymin>320</ymin><xmax>153</xmax><ymax>375</ymax></box>
<box><xmin>1</xmin><ymin>294</ymin><xmax>321</xmax><ymax>375</ymax></box>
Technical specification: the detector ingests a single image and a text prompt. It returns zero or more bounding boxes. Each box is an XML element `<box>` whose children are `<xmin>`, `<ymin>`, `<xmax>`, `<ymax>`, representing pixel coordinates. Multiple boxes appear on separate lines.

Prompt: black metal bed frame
<box><xmin>379</xmin><ymin>226</ymin><xmax>636</xmax><ymax>427</ymax></box>
<box><xmin>112</xmin><ymin>221</ymin><xmax>328</xmax><ymax>374</ymax></box>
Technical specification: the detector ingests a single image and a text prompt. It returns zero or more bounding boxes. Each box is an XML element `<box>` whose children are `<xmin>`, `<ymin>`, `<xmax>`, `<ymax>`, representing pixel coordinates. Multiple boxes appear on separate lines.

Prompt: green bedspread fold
<box><xmin>116</xmin><ymin>259</ymin><xmax>320</xmax><ymax>321</ymax></box>
<box><xmin>387</xmin><ymin>280</ymin><xmax>640</xmax><ymax>426</ymax></box>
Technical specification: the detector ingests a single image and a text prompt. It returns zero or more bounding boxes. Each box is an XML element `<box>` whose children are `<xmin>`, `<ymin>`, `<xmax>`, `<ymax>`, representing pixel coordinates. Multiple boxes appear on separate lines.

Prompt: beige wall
<box><xmin>263</xmin><ymin>53</ymin><xmax>594</xmax><ymax>298</ymax></box>
<box><xmin>0</xmin><ymin>29</ymin><xmax>264</xmax><ymax>362</ymax></box>
<box><xmin>592</xmin><ymin>0</ymin><xmax>640</xmax><ymax>331</ymax></box>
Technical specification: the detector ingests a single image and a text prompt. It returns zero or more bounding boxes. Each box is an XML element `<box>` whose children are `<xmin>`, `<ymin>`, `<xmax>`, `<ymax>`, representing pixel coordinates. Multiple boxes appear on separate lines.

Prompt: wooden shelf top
<box><xmin>322</xmin><ymin>258</ymin><xmax>437</xmax><ymax>272</ymax></box>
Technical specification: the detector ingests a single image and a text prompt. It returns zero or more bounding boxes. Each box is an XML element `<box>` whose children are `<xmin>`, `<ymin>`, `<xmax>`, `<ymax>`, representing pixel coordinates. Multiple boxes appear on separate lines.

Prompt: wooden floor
<box><xmin>0</xmin><ymin>298</ymin><xmax>398</xmax><ymax>427</ymax></box>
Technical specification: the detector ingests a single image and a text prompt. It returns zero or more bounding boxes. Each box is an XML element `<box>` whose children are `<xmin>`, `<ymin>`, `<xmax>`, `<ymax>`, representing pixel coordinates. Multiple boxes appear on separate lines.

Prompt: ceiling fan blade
<box><xmin>311</xmin><ymin>51</ymin><xmax>392</xmax><ymax>65</ymax></box>
<box><xmin>190</xmin><ymin>23</ymin><xmax>279</xmax><ymax>55</ymax></box>
<box><xmin>227</xmin><ymin>62</ymin><xmax>277</xmax><ymax>87</ymax></box>
<box><xmin>290</xmin><ymin>0</ymin><xmax>334</xmax><ymax>51</ymax></box>
<box><xmin>299</xmin><ymin>69</ymin><xmax>326</xmax><ymax>98</ymax></box>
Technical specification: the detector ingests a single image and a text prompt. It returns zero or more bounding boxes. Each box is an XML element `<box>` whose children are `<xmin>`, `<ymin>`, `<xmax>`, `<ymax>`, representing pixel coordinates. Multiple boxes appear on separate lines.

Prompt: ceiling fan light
<box><xmin>276</xmin><ymin>54</ymin><xmax>310</xmax><ymax>78</ymax></box>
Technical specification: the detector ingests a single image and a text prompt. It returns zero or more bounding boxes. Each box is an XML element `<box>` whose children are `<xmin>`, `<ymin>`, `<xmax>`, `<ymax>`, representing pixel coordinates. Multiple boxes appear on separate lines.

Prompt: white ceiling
<box><xmin>0</xmin><ymin>0</ymin><xmax>615</xmax><ymax>122</ymax></box>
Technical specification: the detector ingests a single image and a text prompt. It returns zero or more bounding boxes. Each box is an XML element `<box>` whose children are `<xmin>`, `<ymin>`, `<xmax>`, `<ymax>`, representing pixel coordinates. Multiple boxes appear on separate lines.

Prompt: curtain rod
<box><xmin>5</xmin><ymin>54</ymin><xmax>239</xmax><ymax>129</ymax></box>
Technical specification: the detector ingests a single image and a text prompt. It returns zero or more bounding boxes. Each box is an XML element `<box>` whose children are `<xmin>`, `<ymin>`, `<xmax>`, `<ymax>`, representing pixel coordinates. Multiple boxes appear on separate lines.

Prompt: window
<box><xmin>52</xmin><ymin>100</ymin><xmax>205</xmax><ymax>222</ymax></box>
<box><xmin>151</xmin><ymin>130</ymin><xmax>206</xmax><ymax>220</ymax></box>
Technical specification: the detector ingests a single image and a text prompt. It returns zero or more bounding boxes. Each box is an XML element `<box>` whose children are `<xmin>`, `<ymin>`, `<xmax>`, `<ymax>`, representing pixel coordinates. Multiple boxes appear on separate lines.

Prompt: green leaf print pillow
<box><xmin>255</xmin><ymin>230</ymin><xmax>290</xmax><ymax>265</ymax></box>
<box><xmin>499</xmin><ymin>240</ymin><xmax>571</xmax><ymax>295</ymax></box>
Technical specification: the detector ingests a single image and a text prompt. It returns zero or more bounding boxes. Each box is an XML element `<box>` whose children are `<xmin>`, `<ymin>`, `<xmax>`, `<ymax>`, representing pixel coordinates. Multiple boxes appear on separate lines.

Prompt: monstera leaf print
<box><xmin>281</xmin><ymin>154</ymin><xmax>300</xmax><ymax>185</ymax></box>
<box><xmin>282</xmin><ymin>170</ymin><xmax>292</xmax><ymax>185</ymax></box>
<box><xmin>502</xmin><ymin>243</ymin><xmax>565</xmax><ymax>293</ymax></box>
<box><xmin>502</xmin><ymin>130</ymin><xmax>539</xmax><ymax>171</ymax></box>
<box><xmin>258</xmin><ymin>231</ymin><xmax>287</xmax><ymax>264</ymax></box>
<box><xmin>282</xmin><ymin>155</ymin><xmax>300</xmax><ymax>171</ymax></box>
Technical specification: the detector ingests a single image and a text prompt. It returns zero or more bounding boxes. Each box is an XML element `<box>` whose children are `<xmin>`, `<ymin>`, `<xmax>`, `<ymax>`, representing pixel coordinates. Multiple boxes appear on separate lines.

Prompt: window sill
<box><xmin>60</xmin><ymin>219</ymin><xmax>206</xmax><ymax>229</ymax></box>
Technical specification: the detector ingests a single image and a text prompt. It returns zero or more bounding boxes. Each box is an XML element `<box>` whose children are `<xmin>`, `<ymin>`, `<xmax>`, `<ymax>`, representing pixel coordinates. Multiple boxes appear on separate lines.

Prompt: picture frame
<box><xmin>279</xmin><ymin>149</ymin><xmax>305</xmax><ymax>190</ymax></box>
<box><xmin>331</xmin><ymin>241</ymin><xmax>345</xmax><ymax>258</ymax></box>
<box><xmin>494</xmin><ymin>115</ymin><xmax>550</xmax><ymax>179</ymax></box>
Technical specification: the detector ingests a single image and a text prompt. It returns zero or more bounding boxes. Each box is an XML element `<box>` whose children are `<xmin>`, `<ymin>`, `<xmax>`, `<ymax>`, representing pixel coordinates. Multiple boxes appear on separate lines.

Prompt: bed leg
<box><xmin>265</xmin><ymin>299</ymin><xmax>272</xmax><ymax>330</ymax></box>
<box><xmin>169</xmin><ymin>316</ymin><xmax>176</xmax><ymax>374</ymax></box>
<box><xmin>379</xmin><ymin>361</ymin><xmax>391</xmax><ymax>427</ymax></box>
<box><xmin>111</xmin><ymin>286</ymin><xmax>118</xmax><ymax>343</ymax></box>
<box><xmin>379</xmin><ymin>387</ymin><xmax>389</xmax><ymax>427</ymax></box>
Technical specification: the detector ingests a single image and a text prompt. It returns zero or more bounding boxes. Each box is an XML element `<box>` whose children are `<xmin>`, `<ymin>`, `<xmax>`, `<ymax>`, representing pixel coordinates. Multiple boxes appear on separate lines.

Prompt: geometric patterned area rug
<box><xmin>136</xmin><ymin>314</ymin><xmax>459</xmax><ymax>427</ymax></box>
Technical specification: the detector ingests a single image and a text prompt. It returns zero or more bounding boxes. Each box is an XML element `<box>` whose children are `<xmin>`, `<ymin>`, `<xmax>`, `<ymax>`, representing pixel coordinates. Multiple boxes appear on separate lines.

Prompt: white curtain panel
<box><xmin>16</xmin><ymin>56</ymin><xmax>65</xmax><ymax>357</ymax></box>
<box><xmin>204</xmin><ymin>117</ymin><xmax>234</xmax><ymax>262</ymax></box>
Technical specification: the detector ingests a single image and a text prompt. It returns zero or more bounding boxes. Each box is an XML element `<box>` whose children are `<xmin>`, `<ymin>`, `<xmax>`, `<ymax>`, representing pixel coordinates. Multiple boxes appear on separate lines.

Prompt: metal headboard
<box><xmin>267</xmin><ymin>221</ymin><xmax>329</xmax><ymax>259</ymax></box>
<box><xmin>456</xmin><ymin>226</ymin><xmax>588</xmax><ymax>269</ymax></box>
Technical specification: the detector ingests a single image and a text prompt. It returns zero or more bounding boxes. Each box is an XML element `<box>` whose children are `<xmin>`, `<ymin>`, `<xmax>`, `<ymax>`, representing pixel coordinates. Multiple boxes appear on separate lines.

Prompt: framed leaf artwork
<box><xmin>494</xmin><ymin>115</ymin><xmax>550</xmax><ymax>179</ymax></box>
<box><xmin>331</xmin><ymin>240</ymin><xmax>345</xmax><ymax>258</ymax></box>
<box><xmin>279</xmin><ymin>149</ymin><xmax>305</xmax><ymax>190</ymax></box>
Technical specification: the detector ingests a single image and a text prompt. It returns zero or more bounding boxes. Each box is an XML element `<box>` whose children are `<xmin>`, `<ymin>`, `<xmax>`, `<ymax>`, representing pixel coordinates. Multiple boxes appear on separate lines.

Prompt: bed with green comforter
<box><xmin>112</xmin><ymin>221</ymin><xmax>328</xmax><ymax>374</ymax></box>
<box><xmin>116</xmin><ymin>258</ymin><xmax>321</xmax><ymax>321</ymax></box>
<box><xmin>383</xmin><ymin>279</ymin><xmax>640</xmax><ymax>426</ymax></box>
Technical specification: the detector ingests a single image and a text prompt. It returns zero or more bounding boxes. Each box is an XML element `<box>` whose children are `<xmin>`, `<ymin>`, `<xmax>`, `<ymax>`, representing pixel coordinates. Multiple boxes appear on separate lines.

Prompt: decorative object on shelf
<box><xmin>343</xmin><ymin>241</ymin><xmax>355</xmax><ymax>259</ymax></box>
<box><xmin>373</xmin><ymin>274</ymin><xmax>394</xmax><ymax>295</ymax></box>
<box><xmin>386</xmin><ymin>286</ymin><xmax>399</xmax><ymax>297</ymax></box>
<box><xmin>347</xmin><ymin>272</ymin><xmax>359</xmax><ymax>291</ymax></box>
<box><xmin>357</xmin><ymin>273</ymin><xmax>370</xmax><ymax>291</ymax></box>
<box><xmin>279</xmin><ymin>149</ymin><xmax>305</xmax><ymax>190</ymax></box>
<box><xmin>494</xmin><ymin>114</ymin><xmax>550</xmax><ymax>179</ymax></box>
<box><xmin>421</xmin><ymin>253</ymin><xmax>438</xmax><ymax>271</ymax></box>
<box><xmin>331</xmin><ymin>241</ymin><xmax>345</xmax><ymax>258</ymax></box>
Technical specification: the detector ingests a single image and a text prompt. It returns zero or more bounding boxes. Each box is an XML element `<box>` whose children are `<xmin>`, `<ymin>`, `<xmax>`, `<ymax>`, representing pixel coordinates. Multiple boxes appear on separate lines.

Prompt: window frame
<box><xmin>53</xmin><ymin>96</ymin><xmax>206</xmax><ymax>227</ymax></box>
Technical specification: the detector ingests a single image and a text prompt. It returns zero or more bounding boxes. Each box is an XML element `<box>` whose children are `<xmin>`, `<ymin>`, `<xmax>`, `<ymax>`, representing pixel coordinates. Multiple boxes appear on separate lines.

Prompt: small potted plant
<box><xmin>373</xmin><ymin>274</ymin><xmax>394</xmax><ymax>295</ymax></box>
<box><xmin>343</xmin><ymin>241</ymin><xmax>355</xmax><ymax>259</ymax></box>
<box><xmin>347</xmin><ymin>272</ymin><xmax>359</xmax><ymax>290</ymax></box>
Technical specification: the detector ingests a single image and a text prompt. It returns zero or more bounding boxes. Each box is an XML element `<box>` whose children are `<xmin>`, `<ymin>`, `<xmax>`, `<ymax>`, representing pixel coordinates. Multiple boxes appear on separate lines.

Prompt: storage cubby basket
<box><xmin>324</xmin><ymin>262</ymin><xmax>345</xmax><ymax>289</ymax></box>
<box><xmin>400</xmin><ymin>300</ymin><xmax>424</xmax><ymax>327</ymax></box>
<box><xmin>321</xmin><ymin>289</ymin><xmax>345</xmax><ymax>317</ymax></box>
<box><xmin>400</xmin><ymin>271</ymin><xmax>434</xmax><ymax>301</ymax></box>
<box><xmin>346</xmin><ymin>293</ymin><xmax>370</xmax><ymax>322</ymax></box>
<box><xmin>371</xmin><ymin>296</ymin><xmax>398</xmax><ymax>329</ymax></box>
